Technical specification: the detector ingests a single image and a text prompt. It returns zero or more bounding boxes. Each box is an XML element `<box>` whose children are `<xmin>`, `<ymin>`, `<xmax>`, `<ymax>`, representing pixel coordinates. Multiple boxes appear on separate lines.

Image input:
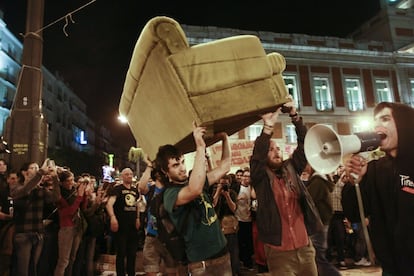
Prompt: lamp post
<box><xmin>4</xmin><ymin>0</ymin><xmax>48</xmax><ymax>170</ymax></box>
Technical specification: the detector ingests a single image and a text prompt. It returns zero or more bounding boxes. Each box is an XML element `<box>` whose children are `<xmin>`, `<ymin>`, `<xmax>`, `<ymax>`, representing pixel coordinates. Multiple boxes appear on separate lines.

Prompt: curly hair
<box><xmin>154</xmin><ymin>144</ymin><xmax>184</xmax><ymax>185</ymax></box>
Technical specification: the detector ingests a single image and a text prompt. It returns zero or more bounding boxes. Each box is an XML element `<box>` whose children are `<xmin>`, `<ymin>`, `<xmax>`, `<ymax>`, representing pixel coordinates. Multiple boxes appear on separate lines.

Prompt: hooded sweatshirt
<box><xmin>342</xmin><ymin>102</ymin><xmax>414</xmax><ymax>275</ymax></box>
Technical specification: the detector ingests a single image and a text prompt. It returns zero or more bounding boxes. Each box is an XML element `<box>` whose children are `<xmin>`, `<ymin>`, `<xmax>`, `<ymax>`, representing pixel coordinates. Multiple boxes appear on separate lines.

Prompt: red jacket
<box><xmin>57</xmin><ymin>194</ymin><xmax>87</xmax><ymax>228</ymax></box>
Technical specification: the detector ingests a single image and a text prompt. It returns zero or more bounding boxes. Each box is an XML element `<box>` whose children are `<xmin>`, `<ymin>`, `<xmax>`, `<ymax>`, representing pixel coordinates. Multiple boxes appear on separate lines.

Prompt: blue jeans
<box><xmin>310</xmin><ymin>225</ymin><xmax>341</xmax><ymax>276</ymax></box>
<box><xmin>13</xmin><ymin>232</ymin><xmax>44</xmax><ymax>276</ymax></box>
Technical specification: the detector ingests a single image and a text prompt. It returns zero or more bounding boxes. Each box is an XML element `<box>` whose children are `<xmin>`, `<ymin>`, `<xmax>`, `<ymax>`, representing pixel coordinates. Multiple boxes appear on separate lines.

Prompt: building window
<box><xmin>375</xmin><ymin>79</ymin><xmax>393</xmax><ymax>103</ymax></box>
<box><xmin>248</xmin><ymin>124</ymin><xmax>262</xmax><ymax>141</ymax></box>
<box><xmin>345</xmin><ymin>78</ymin><xmax>364</xmax><ymax>111</ymax></box>
<box><xmin>285</xmin><ymin>124</ymin><xmax>297</xmax><ymax>144</ymax></box>
<box><xmin>0</xmin><ymin>83</ymin><xmax>6</xmax><ymax>106</ymax></box>
<box><xmin>283</xmin><ymin>75</ymin><xmax>300</xmax><ymax>109</ymax></box>
<box><xmin>313</xmin><ymin>76</ymin><xmax>333</xmax><ymax>111</ymax></box>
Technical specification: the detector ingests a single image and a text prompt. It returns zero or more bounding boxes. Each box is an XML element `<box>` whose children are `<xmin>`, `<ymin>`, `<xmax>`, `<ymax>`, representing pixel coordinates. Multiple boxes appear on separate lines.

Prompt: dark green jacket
<box><xmin>307</xmin><ymin>173</ymin><xmax>334</xmax><ymax>225</ymax></box>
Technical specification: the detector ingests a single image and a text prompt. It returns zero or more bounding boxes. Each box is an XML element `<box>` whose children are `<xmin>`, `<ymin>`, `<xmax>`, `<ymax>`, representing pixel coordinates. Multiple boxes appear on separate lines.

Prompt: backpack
<box><xmin>148</xmin><ymin>184</ymin><xmax>190</xmax><ymax>264</ymax></box>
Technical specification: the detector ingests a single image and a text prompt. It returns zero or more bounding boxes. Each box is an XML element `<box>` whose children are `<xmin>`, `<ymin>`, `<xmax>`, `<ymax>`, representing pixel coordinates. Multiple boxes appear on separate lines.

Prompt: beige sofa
<box><xmin>119</xmin><ymin>16</ymin><xmax>289</xmax><ymax>159</ymax></box>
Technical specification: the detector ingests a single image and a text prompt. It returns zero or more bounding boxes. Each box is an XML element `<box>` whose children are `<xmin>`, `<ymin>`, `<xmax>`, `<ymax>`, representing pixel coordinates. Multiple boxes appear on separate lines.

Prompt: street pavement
<box><xmin>97</xmin><ymin>252</ymin><xmax>383</xmax><ymax>275</ymax></box>
<box><xmin>239</xmin><ymin>262</ymin><xmax>382</xmax><ymax>276</ymax></box>
<box><xmin>100</xmin><ymin>264</ymin><xmax>382</xmax><ymax>276</ymax></box>
<box><xmin>100</xmin><ymin>265</ymin><xmax>382</xmax><ymax>276</ymax></box>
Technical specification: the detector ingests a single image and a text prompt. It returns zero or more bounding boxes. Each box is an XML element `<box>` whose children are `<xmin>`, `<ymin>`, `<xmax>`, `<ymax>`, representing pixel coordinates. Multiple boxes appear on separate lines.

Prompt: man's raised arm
<box><xmin>207</xmin><ymin>132</ymin><xmax>231</xmax><ymax>185</ymax></box>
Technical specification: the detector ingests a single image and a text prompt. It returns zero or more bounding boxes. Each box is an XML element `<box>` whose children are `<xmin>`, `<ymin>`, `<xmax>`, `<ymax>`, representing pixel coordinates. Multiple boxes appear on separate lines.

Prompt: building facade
<box><xmin>0</xmin><ymin>10</ymin><xmax>118</xmax><ymax>171</ymax></box>
<box><xmin>3</xmin><ymin>2</ymin><xmax>414</xmax><ymax>171</ymax></box>
<box><xmin>182</xmin><ymin>2</ymin><xmax>414</xmax><ymax>165</ymax></box>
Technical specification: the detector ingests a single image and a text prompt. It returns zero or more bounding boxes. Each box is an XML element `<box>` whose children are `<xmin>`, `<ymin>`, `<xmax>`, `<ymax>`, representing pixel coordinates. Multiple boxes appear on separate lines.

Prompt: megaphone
<box><xmin>304</xmin><ymin>124</ymin><xmax>382</xmax><ymax>174</ymax></box>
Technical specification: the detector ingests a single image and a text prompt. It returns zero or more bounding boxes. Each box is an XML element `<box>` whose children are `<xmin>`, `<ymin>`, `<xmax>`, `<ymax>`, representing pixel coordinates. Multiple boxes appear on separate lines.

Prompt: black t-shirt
<box><xmin>109</xmin><ymin>184</ymin><xmax>139</xmax><ymax>227</ymax></box>
<box><xmin>0</xmin><ymin>185</ymin><xmax>12</xmax><ymax>229</ymax></box>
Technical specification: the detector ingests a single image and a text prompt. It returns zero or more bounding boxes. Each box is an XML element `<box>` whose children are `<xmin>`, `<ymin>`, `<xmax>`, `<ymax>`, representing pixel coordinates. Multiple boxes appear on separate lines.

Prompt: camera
<box><xmin>281</xmin><ymin>105</ymin><xmax>292</xmax><ymax>114</ymax></box>
<box><xmin>46</xmin><ymin>159</ymin><xmax>55</xmax><ymax>167</ymax></box>
<box><xmin>222</xmin><ymin>184</ymin><xmax>229</xmax><ymax>192</ymax></box>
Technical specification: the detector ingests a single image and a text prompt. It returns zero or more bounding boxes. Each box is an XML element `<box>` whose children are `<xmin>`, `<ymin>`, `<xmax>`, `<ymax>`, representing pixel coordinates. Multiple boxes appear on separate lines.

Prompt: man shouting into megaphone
<box><xmin>342</xmin><ymin>102</ymin><xmax>414</xmax><ymax>276</ymax></box>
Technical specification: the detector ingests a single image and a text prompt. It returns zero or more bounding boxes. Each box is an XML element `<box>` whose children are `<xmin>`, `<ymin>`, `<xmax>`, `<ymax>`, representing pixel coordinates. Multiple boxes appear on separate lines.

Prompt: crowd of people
<box><xmin>0</xmin><ymin>158</ymin><xmax>116</xmax><ymax>276</ymax></box>
<box><xmin>0</xmin><ymin>100</ymin><xmax>413</xmax><ymax>276</ymax></box>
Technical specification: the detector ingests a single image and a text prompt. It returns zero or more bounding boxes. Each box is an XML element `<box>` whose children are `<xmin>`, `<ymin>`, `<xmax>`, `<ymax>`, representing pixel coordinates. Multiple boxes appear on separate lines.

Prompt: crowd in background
<box><xmin>0</xmin><ymin>158</ymin><xmax>119</xmax><ymax>276</ymax></box>
<box><xmin>0</xmin><ymin>100</ymin><xmax>412</xmax><ymax>276</ymax></box>
<box><xmin>0</xmin><ymin>157</ymin><xmax>370</xmax><ymax>276</ymax></box>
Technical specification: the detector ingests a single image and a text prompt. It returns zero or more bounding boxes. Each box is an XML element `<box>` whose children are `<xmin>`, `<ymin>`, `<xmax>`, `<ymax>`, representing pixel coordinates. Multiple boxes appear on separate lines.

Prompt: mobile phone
<box><xmin>47</xmin><ymin>159</ymin><xmax>55</xmax><ymax>167</ymax></box>
<box><xmin>281</xmin><ymin>105</ymin><xmax>292</xmax><ymax>114</ymax></box>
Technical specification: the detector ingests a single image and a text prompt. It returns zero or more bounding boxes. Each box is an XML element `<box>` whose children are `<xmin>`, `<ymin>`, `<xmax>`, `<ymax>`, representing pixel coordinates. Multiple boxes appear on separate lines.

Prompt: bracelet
<box><xmin>289</xmin><ymin>113</ymin><xmax>298</xmax><ymax>118</ymax></box>
<box><xmin>147</xmin><ymin>165</ymin><xmax>153</xmax><ymax>169</ymax></box>
<box><xmin>264</xmin><ymin>124</ymin><xmax>273</xmax><ymax>128</ymax></box>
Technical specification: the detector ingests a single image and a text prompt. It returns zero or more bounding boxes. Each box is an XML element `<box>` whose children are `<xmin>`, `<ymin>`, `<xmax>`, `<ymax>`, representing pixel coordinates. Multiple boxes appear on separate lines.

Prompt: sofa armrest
<box><xmin>120</xmin><ymin>16</ymin><xmax>189</xmax><ymax>117</ymax></box>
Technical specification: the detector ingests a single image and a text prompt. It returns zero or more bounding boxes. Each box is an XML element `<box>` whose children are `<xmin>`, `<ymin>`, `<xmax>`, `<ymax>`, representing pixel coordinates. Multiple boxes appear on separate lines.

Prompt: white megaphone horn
<box><xmin>304</xmin><ymin>124</ymin><xmax>382</xmax><ymax>174</ymax></box>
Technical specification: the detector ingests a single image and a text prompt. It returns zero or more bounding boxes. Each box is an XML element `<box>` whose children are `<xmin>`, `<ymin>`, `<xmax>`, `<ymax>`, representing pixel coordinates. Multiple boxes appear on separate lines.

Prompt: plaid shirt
<box><xmin>331</xmin><ymin>180</ymin><xmax>345</xmax><ymax>212</ymax></box>
<box><xmin>11</xmin><ymin>173</ymin><xmax>60</xmax><ymax>233</ymax></box>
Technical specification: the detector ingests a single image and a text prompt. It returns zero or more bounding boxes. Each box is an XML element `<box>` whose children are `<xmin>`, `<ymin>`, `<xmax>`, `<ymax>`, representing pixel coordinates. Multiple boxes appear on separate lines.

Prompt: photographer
<box><xmin>54</xmin><ymin>171</ymin><xmax>87</xmax><ymax>276</ymax></box>
<box><xmin>213</xmin><ymin>174</ymin><xmax>239</xmax><ymax>275</ymax></box>
<box><xmin>75</xmin><ymin>174</ymin><xmax>107</xmax><ymax>276</ymax></box>
<box><xmin>11</xmin><ymin>159</ymin><xmax>61</xmax><ymax>276</ymax></box>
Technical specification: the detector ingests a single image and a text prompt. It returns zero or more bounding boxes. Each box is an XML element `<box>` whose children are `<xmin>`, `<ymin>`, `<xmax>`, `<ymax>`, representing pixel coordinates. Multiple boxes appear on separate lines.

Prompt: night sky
<box><xmin>0</xmin><ymin>0</ymin><xmax>381</xmax><ymax>146</ymax></box>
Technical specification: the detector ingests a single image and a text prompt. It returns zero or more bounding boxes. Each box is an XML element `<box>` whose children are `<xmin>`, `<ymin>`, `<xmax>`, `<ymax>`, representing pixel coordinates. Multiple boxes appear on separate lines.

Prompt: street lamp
<box><xmin>118</xmin><ymin>114</ymin><xmax>128</xmax><ymax>124</ymax></box>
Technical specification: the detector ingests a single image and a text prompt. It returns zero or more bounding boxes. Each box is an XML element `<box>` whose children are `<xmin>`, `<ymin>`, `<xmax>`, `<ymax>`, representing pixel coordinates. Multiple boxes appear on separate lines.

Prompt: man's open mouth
<box><xmin>377</xmin><ymin>132</ymin><xmax>387</xmax><ymax>140</ymax></box>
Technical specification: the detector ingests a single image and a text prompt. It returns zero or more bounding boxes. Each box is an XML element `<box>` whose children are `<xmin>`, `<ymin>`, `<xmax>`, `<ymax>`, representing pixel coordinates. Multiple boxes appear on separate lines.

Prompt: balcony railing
<box><xmin>346</xmin><ymin>100</ymin><xmax>365</xmax><ymax>112</ymax></box>
<box><xmin>315</xmin><ymin>100</ymin><xmax>333</xmax><ymax>111</ymax></box>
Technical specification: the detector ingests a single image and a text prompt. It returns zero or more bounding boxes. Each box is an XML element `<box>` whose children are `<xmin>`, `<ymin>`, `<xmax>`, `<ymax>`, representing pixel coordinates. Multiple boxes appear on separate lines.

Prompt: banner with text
<box><xmin>208</xmin><ymin>139</ymin><xmax>297</xmax><ymax>171</ymax></box>
<box><xmin>209</xmin><ymin>139</ymin><xmax>254</xmax><ymax>170</ymax></box>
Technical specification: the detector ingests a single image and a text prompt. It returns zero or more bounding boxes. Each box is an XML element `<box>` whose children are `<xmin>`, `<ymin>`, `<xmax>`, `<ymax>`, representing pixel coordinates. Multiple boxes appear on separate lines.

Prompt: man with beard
<box><xmin>343</xmin><ymin>102</ymin><xmax>414</xmax><ymax>276</ymax></box>
<box><xmin>250</xmin><ymin>100</ymin><xmax>321</xmax><ymax>275</ymax></box>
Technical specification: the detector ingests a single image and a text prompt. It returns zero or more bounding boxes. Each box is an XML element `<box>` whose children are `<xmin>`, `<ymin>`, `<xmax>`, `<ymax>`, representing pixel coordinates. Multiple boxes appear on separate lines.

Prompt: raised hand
<box><xmin>282</xmin><ymin>94</ymin><xmax>297</xmax><ymax>116</ymax></box>
<box><xmin>77</xmin><ymin>181</ymin><xmax>87</xmax><ymax>196</ymax></box>
<box><xmin>262</xmin><ymin>108</ymin><xmax>281</xmax><ymax>127</ymax></box>
<box><xmin>213</xmin><ymin>132</ymin><xmax>228</xmax><ymax>142</ymax></box>
<box><xmin>192</xmin><ymin>121</ymin><xmax>206</xmax><ymax>149</ymax></box>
